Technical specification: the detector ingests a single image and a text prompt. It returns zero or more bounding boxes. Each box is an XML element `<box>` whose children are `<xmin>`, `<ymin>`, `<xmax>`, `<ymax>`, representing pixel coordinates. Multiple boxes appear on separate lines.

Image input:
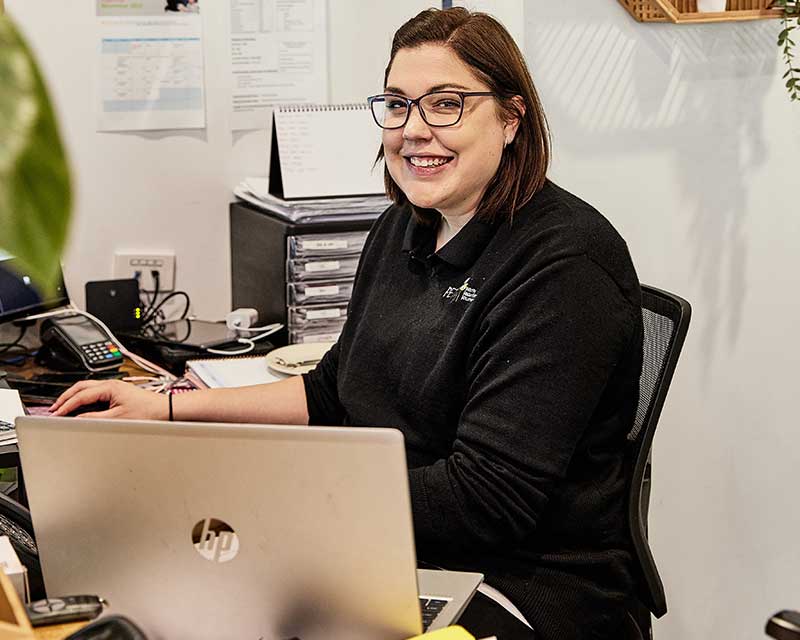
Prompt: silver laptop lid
<box><xmin>17</xmin><ymin>417</ymin><xmax>424</xmax><ymax>640</ymax></box>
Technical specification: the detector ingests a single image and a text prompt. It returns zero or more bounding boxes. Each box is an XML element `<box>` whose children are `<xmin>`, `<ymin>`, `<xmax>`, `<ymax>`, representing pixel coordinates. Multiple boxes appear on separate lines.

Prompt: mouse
<box><xmin>66</xmin><ymin>401</ymin><xmax>111</xmax><ymax>417</ymax></box>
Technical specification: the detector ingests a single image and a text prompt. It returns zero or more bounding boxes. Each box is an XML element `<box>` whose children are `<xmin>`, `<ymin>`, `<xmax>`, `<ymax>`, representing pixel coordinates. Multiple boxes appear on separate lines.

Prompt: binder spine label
<box><xmin>305</xmin><ymin>261</ymin><xmax>341</xmax><ymax>273</ymax></box>
<box><xmin>306</xmin><ymin>285</ymin><xmax>340</xmax><ymax>297</ymax></box>
<box><xmin>304</xmin><ymin>239</ymin><xmax>349</xmax><ymax>251</ymax></box>
<box><xmin>306</xmin><ymin>308</ymin><xmax>342</xmax><ymax>321</ymax></box>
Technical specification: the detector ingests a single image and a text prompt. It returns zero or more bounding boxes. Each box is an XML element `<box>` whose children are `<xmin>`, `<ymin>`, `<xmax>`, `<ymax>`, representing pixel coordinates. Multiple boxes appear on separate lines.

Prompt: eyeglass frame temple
<box><xmin>366</xmin><ymin>90</ymin><xmax>496</xmax><ymax>129</ymax></box>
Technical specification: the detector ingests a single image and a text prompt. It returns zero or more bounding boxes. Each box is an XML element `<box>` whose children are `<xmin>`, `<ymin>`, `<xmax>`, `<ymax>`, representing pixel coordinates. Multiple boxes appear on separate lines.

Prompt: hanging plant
<box><xmin>0</xmin><ymin>13</ymin><xmax>72</xmax><ymax>294</ymax></box>
<box><xmin>774</xmin><ymin>0</ymin><xmax>800</xmax><ymax>101</ymax></box>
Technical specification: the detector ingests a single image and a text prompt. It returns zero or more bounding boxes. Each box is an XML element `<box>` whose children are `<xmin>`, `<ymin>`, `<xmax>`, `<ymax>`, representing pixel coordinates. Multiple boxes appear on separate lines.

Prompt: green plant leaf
<box><xmin>0</xmin><ymin>15</ymin><xmax>71</xmax><ymax>296</ymax></box>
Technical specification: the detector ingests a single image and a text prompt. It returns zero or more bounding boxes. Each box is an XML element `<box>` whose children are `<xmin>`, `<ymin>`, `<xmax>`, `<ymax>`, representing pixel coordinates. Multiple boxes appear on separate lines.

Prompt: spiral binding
<box><xmin>277</xmin><ymin>103</ymin><xmax>369</xmax><ymax>112</ymax></box>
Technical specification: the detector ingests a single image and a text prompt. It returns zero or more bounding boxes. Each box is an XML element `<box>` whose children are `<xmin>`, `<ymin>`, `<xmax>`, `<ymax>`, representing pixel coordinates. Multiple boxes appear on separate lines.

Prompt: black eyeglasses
<box><xmin>366</xmin><ymin>91</ymin><xmax>496</xmax><ymax>129</ymax></box>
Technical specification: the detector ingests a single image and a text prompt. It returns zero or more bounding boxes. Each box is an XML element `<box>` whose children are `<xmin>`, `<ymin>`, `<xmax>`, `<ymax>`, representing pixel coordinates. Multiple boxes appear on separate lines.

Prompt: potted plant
<box><xmin>0</xmin><ymin>5</ymin><xmax>72</xmax><ymax>294</ymax></box>
<box><xmin>774</xmin><ymin>0</ymin><xmax>800</xmax><ymax>100</ymax></box>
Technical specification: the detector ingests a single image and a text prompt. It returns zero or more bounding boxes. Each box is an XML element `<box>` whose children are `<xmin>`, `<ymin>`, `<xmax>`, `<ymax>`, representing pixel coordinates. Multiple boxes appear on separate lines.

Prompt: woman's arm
<box><xmin>50</xmin><ymin>375</ymin><xmax>309</xmax><ymax>425</ymax></box>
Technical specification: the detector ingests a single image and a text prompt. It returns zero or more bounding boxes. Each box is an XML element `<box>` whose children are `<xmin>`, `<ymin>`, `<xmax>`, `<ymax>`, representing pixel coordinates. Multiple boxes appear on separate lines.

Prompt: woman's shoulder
<box><xmin>510</xmin><ymin>180</ymin><xmax>640</xmax><ymax>301</ymax></box>
<box><xmin>515</xmin><ymin>181</ymin><xmax>629</xmax><ymax>253</ymax></box>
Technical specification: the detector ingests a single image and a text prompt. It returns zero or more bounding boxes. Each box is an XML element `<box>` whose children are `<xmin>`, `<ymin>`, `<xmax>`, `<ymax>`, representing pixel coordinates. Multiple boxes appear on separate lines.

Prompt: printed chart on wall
<box><xmin>229</xmin><ymin>0</ymin><xmax>328</xmax><ymax>131</ymax></box>
<box><xmin>96</xmin><ymin>0</ymin><xmax>206</xmax><ymax>131</ymax></box>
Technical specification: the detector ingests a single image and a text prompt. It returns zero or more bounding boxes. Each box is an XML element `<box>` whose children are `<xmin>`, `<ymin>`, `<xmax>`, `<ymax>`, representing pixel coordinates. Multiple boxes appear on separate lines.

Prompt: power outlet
<box><xmin>113</xmin><ymin>253</ymin><xmax>175</xmax><ymax>293</ymax></box>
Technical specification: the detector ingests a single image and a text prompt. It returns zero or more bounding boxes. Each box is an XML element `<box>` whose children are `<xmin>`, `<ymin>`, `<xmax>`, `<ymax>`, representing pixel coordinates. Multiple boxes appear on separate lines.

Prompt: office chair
<box><xmin>625</xmin><ymin>284</ymin><xmax>691</xmax><ymax>640</ymax></box>
<box><xmin>0</xmin><ymin>490</ymin><xmax>45</xmax><ymax>600</ymax></box>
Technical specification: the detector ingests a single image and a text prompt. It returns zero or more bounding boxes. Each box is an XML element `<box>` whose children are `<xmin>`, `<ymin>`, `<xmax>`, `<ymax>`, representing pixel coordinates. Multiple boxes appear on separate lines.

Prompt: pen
<box><xmin>274</xmin><ymin>357</ymin><xmax>322</xmax><ymax>368</ymax></box>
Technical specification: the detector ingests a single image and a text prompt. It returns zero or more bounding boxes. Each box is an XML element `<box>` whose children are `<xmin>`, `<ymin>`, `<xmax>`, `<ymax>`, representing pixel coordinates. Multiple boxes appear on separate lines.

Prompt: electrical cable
<box><xmin>24</xmin><ymin>305</ymin><xmax>175</xmax><ymax>380</ymax></box>
<box><xmin>204</xmin><ymin>323</ymin><xmax>283</xmax><ymax>356</ymax></box>
<box><xmin>231</xmin><ymin>323</ymin><xmax>283</xmax><ymax>333</ymax></box>
<box><xmin>148</xmin><ymin>271</ymin><xmax>161</xmax><ymax>317</ymax></box>
<box><xmin>141</xmin><ymin>290</ymin><xmax>190</xmax><ymax>326</ymax></box>
<box><xmin>0</xmin><ymin>325</ymin><xmax>28</xmax><ymax>355</ymax></box>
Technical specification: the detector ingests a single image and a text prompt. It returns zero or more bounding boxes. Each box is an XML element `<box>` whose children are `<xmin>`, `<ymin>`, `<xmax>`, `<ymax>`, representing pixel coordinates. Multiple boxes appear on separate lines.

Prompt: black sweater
<box><xmin>303</xmin><ymin>181</ymin><xmax>643</xmax><ymax>640</ymax></box>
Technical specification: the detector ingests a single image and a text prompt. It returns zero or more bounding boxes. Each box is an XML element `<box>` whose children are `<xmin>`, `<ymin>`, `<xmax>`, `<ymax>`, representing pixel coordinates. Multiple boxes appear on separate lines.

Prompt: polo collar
<box><xmin>402</xmin><ymin>210</ymin><xmax>500</xmax><ymax>272</ymax></box>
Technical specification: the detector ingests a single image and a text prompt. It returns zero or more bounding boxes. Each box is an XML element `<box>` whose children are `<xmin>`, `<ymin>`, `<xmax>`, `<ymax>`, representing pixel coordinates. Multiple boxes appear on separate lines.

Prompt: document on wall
<box><xmin>96</xmin><ymin>0</ymin><xmax>206</xmax><ymax>131</ymax></box>
<box><xmin>229</xmin><ymin>0</ymin><xmax>328</xmax><ymax>131</ymax></box>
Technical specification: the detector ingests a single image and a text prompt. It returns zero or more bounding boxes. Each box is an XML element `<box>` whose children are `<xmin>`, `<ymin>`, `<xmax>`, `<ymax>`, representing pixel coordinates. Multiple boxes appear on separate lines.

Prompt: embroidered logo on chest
<box><xmin>443</xmin><ymin>277</ymin><xmax>477</xmax><ymax>304</ymax></box>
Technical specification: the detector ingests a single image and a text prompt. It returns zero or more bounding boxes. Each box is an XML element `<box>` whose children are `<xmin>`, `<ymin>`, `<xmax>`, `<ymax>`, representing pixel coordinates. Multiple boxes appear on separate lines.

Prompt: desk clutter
<box><xmin>231</xmin><ymin>101</ymin><xmax>391</xmax><ymax>346</ymax></box>
<box><xmin>235</xmin><ymin>177</ymin><xmax>390</xmax><ymax>225</ymax></box>
<box><xmin>231</xmin><ymin>200</ymin><xmax>376</xmax><ymax>345</ymax></box>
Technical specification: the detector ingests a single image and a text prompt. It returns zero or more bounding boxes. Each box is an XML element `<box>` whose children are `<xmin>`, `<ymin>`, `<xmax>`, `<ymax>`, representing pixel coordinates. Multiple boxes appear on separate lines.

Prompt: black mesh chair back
<box><xmin>627</xmin><ymin>284</ymin><xmax>691</xmax><ymax>633</ymax></box>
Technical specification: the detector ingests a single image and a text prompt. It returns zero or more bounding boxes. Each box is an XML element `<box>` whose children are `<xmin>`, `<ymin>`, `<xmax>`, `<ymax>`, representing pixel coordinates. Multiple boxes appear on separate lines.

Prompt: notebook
<box><xmin>17</xmin><ymin>417</ymin><xmax>483</xmax><ymax>639</ymax></box>
<box><xmin>185</xmin><ymin>355</ymin><xmax>286</xmax><ymax>389</ymax></box>
<box><xmin>269</xmin><ymin>103</ymin><xmax>385</xmax><ymax>199</ymax></box>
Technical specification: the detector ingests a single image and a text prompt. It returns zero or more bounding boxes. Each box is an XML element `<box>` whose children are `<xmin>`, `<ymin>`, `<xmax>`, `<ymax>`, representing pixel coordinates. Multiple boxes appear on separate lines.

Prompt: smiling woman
<box><xmin>52</xmin><ymin>8</ymin><xmax>644</xmax><ymax>640</ymax></box>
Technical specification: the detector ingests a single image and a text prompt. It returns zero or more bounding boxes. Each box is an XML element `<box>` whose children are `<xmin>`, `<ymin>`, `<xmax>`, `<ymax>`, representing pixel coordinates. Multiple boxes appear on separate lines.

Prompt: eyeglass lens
<box><xmin>371</xmin><ymin>92</ymin><xmax>464</xmax><ymax>129</ymax></box>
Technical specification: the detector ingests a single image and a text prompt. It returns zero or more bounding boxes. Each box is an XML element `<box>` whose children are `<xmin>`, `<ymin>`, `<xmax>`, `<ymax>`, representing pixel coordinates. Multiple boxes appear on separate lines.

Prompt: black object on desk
<box><xmin>767</xmin><ymin>611</ymin><xmax>800</xmax><ymax>640</ymax></box>
<box><xmin>66</xmin><ymin>401</ymin><xmax>111</xmax><ymax>417</ymax></box>
<box><xmin>39</xmin><ymin>315</ymin><xmax>124</xmax><ymax>372</ymax></box>
<box><xmin>27</xmin><ymin>595</ymin><xmax>106</xmax><ymax>627</ymax></box>
<box><xmin>85</xmin><ymin>278</ymin><xmax>143</xmax><ymax>332</ymax></box>
<box><xmin>64</xmin><ymin>615</ymin><xmax>149</xmax><ymax>640</ymax></box>
<box><xmin>6</xmin><ymin>371</ymin><xmax>122</xmax><ymax>405</ymax></box>
<box><xmin>230</xmin><ymin>200</ymin><xmax>374</xmax><ymax>335</ymax></box>
<box><xmin>118</xmin><ymin>327</ymin><xmax>278</xmax><ymax>375</ymax></box>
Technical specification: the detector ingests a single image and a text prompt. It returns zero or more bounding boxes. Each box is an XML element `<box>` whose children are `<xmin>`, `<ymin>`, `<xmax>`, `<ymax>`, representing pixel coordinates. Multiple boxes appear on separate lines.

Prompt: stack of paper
<box><xmin>186</xmin><ymin>355</ymin><xmax>287</xmax><ymax>389</ymax></box>
<box><xmin>0</xmin><ymin>390</ymin><xmax>25</xmax><ymax>447</ymax></box>
<box><xmin>234</xmin><ymin>177</ymin><xmax>391</xmax><ymax>224</ymax></box>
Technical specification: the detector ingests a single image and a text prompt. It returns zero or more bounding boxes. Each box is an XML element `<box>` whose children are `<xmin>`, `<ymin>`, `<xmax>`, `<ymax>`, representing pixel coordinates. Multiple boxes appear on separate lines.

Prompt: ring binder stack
<box><xmin>230</xmin><ymin>202</ymin><xmax>375</xmax><ymax>345</ymax></box>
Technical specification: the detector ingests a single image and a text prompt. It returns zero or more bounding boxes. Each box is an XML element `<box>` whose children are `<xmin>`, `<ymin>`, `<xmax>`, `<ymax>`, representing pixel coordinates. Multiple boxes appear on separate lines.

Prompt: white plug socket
<box><xmin>113</xmin><ymin>253</ymin><xmax>175</xmax><ymax>292</ymax></box>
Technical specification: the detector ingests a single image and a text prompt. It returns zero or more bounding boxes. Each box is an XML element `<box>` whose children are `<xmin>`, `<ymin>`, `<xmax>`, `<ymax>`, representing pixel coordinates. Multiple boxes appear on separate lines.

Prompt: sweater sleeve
<box><xmin>302</xmin><ymin>340</ymin><xmax>346</xmax><ymax>425</ymax></box>
<box><xmin>408</xmin><ymin>254</ymin><xmax>639</xmax><ymax>549</ymax></box>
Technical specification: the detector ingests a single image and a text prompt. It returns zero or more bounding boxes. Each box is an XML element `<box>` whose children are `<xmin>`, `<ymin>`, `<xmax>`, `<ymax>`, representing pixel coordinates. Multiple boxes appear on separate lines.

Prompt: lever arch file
<box><xmin>268</xmin><ymin>103</ymin><xmax>385</xmax><ymax>199</ymax></box>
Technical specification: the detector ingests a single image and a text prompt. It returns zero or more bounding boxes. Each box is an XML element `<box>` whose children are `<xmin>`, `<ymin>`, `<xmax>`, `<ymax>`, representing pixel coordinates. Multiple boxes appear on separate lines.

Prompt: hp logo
<box><xmin>192</xmin><ymin>518</ymin><xmax>239</xmax><ymax>563</ymax></box>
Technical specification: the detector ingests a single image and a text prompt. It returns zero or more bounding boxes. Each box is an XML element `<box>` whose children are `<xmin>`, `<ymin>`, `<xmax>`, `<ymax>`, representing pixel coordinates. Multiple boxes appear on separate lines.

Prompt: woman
<box><xmin>53</xmin><ymin>8</ymin><xmax>643</xmax><ymax>639</ymax></box>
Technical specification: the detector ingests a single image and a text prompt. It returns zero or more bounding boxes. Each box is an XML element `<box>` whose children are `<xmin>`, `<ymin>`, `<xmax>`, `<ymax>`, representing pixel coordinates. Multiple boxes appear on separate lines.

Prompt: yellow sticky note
<box><xmin>405</xmin><ymin>625</ymin><xmax>476</xmax><ymax>640</ymax></box>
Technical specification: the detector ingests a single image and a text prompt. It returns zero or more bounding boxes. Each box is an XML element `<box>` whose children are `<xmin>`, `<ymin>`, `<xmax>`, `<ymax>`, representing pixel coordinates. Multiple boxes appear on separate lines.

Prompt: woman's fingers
<box><xmin>49</xmin><ymin>379</ymin><xmax>166</xmax><ymax>420</ymax></box>
<box><xmin>50</xmin><ymin>380</ymin><xmax>104</xmax><ymax>412</ymax></box>
<box><xmin>51</xmin><ymin>383</ymin><xmax>114</xmax><ymax>417</ymax></box>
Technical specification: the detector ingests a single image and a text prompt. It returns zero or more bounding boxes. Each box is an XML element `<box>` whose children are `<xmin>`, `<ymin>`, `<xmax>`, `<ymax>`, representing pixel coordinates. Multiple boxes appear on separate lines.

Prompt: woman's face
<box><xmin>382</xmin><ymin>44</ymin><xmax>517</xmax><ymax>218</ymax></box>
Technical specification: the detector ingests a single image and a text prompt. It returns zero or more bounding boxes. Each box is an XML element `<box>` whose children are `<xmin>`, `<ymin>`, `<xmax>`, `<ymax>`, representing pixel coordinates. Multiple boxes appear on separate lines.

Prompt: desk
<box><xmin>28</xmin><ymin>594</ymin><xmax>535</xmax><ymax>640</ymax></box>
<box><xmin>33</xmin><ymin>622</ymin><xmax>85</xmax><ymax>640</ymax></box>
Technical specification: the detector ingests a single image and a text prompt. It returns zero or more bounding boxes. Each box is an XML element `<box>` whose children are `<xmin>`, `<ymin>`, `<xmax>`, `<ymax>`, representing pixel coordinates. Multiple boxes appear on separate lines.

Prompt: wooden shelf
<box><xmin>619</xmin><ymin>0</ymin><xmax>784</xmax><ymax>23</ymax></box>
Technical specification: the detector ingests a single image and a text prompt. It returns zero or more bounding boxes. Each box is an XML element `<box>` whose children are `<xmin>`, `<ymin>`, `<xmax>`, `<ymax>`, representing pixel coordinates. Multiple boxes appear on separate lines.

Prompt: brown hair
<box><xmin>377</xmin><ymin>7</ymin><xmax>550</xmax><ymax>224</ymax></box>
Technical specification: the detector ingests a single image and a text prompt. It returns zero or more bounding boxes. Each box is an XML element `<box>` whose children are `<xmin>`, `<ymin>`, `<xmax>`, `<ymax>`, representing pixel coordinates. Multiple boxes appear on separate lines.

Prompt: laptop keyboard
<box><xmin>419</xmin><ymin>597</ymin><xmax>450</xmax><ymax>631</ymax></box>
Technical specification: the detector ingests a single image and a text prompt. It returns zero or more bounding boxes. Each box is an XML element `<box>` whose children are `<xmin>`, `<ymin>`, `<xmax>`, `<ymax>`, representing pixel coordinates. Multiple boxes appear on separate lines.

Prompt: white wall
<box><xmin>525</xmin><ymin>3</ymin><xmax>800</xmax><ymax>639</ymax></box>
<box><xmin>7</xmin><ymin>1</ymin><xmax>800</xmax><ymax>638</ymax></box>
<box><xmin>6</xmin><ymin>0</ymin><xmax>430</xmax><ymax>318</ymax></box>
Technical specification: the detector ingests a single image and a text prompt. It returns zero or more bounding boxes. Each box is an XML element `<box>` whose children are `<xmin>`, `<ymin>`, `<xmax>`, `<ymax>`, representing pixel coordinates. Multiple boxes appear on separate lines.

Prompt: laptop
<box><xmin>16</xmin><ymin>417</ymin><xmax>482</xmax><ymax>640</ymax></box>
